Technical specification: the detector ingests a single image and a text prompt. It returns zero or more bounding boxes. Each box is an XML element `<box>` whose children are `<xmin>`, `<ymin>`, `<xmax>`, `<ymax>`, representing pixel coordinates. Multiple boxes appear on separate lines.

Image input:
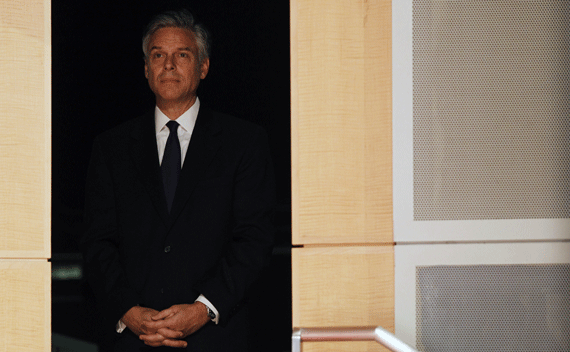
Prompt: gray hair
<box><xmin>142</xmin><ymin>9</ymin><xmax>211</xmax><ymax>63</ymax></box>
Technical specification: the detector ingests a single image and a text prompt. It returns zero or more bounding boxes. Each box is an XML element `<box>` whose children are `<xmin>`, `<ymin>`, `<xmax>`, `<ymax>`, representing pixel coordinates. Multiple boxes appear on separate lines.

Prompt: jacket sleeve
<box><xmin>195</xmin><ymin>126</ymin><xmax>276</xmax><ymax>324</ymax></box>
<box><xmin>80</xmin><ymin>136</ymin><xmax>141</xmax><ymax>327</ymax></box>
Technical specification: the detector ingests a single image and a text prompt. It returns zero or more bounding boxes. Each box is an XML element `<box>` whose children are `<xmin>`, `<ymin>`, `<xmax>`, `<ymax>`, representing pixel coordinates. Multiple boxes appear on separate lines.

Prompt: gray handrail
<box><xmin>292</xmin><ymin>326</ymin><xmax>419</xmax><ymax>352</ymax></box>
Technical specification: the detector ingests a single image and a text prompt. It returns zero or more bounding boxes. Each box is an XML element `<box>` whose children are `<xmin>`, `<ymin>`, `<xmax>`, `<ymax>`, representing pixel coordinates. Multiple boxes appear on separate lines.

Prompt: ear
<box><xmin>144</xmin><ymin>59</ymin><xmax>149</xmax><ymax>79</ymax></box>
<box><xmin>200</xmin><ymin>58</ymin><xmax>210</xmax><ymax>80</ymax></box>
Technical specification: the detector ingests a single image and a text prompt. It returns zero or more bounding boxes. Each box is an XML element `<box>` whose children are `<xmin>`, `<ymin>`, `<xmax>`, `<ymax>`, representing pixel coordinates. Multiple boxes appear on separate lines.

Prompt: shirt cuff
<box><xmin>195</xmin><ymin>294</ymin><xmax>220</xmax><ymax>324</ymax></box>
<box><xmin>116</xmin><ymin>319</ymin><xmax>127</xmax><ymax>333</ymax></box>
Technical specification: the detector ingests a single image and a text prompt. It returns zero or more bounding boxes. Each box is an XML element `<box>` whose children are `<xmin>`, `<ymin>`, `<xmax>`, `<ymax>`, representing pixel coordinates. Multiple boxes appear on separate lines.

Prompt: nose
<box><xmin>164</xmin><ymin>54</ymin><xmax>175</xmax><ymax>70</ymax></box>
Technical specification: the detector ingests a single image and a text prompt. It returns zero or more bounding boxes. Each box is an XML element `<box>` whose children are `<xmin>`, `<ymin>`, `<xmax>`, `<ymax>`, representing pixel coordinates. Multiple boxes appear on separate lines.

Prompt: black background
<box><xmin>52</xmin><ymin>1</ymin><xmax>291</xmax><ymax>350</ymax></box>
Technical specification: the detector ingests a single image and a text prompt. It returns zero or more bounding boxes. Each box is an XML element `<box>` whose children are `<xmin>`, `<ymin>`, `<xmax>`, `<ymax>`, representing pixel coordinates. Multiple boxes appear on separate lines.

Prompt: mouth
<box><xmin>159</xmin><ymin>76</ymin><xmax>180</xmax><ymax>82</ymax></box>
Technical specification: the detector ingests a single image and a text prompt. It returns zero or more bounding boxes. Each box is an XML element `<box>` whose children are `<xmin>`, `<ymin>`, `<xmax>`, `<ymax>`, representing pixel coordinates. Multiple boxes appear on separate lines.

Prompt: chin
<box><xmin>157</xmin><ymin>90</ymin><xmax>184</xmax><ymax>100</ymax></box>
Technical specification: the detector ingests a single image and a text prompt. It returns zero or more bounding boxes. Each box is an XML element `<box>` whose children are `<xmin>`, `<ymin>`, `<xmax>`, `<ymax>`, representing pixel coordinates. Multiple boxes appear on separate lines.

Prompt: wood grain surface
<box><xmin>0</xmin><ymin>260</ymin><xmax>50</xmax><ymax>351</ymax></box>
<box><xmin>291</xmin><ymin>0</ymin><xmax>392</xmax><ymax>245</ymax></box>
<box><xmin>292</xmin><ymin>246</ymin><xmax>394</xmax><ymax>351</ymax></box>
<box><xmin>0</xmin><ymin>0</ymin><xmax>51</xmax><ymax>258</ymax></box>
<box><xmin>0</xmin><ymin>1</ymin><xmax>51</xmax><ymax>351</ymax></box>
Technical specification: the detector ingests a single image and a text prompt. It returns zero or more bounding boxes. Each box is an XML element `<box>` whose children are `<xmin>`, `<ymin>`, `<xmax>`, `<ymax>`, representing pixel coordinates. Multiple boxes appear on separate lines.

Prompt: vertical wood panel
<box><xmin>0</xmin><ymin>0</ymin><xmax>51</xmax><ymax>258</ymax></box>
<box><xmin>291</xmin><ymin>1</ymin><xmax>393</xmax><ymax>350</ymax></box>
<box><xmin>293</xmin><ymin>246</ymin><xmax>394</xmax><ymax>327</ymax></box>
<box><xmin>0</xmin><ymin>1</ymin><xmax>51</xmax><ymax>351</ymax></box>
<box><xmin>0</xmin><ymin>260</ymin><xmax>51</xmax><ymax>351</ymax></box>
<box><xmin>292</xmin><ymin>246</ymin><xmax>394</xmax><ymax>351</ymax></box>
<box><xmin>301</xmin><ymin>341</ymin><xmax>391</xmax><ymax>352</ymax></box>
<box><xmin>291</xmin><ymin>0</ymin><xmax>392</xmax><ymax>245</ymax></box>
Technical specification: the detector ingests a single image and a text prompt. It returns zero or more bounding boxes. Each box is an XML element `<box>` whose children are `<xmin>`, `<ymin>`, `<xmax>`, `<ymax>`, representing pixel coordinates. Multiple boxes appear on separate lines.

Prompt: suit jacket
<box><xmin>80</xmin><ymin>107</ymin><xmax>275</xmax><ymax>351</ymax></box>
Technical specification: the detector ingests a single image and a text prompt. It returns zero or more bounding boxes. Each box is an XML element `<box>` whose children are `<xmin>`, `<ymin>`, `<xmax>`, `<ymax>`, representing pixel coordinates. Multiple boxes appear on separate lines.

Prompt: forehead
<box><xmin>148</xmin><ymin>27</ymin><xmax>197</xmax><ymax>50</ymax></box>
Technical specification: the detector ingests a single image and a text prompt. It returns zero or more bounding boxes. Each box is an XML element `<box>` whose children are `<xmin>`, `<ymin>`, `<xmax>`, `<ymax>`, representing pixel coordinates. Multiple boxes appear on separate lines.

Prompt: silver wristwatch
<box><xmin>207</xmin><ymin>307</ymin><xmax>216</xmax><ymax>320</ymax></box>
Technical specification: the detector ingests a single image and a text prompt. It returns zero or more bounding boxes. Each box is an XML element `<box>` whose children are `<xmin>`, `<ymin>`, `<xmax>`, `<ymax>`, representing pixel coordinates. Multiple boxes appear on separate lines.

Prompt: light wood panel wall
<box><xmin>0</xmin><ymin>260</ymin><xmax>51</xmax><ymax>351</ymax></box>
<box><xmin>0</xmin><ymin>0</ymin><xmax>51</xmax><ymax>350</ymax></box>
<box><xmin>0</xmin><ymin>0</ymin><xmax>51</xmax><ymax>258</ymax></box>
<box><xmin>291</xmin><ymin>0</ymin><xmax>392</xmax><ymax>245</ymax></box>
<box><xmin>293</xmin><ymin>246</ymin><xmax>394</xmax><ymax>351</ymax></box>
<box><xmin>291</xmin><ymin>0</ymin><xmax>393</xmax><ymax>351</ymax></box>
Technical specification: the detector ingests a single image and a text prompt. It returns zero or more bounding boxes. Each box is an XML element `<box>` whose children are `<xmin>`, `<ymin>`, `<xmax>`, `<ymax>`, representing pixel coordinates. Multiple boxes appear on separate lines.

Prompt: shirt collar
<box><xmin>154</xmin><ymin>97</ymin><xmax>200</xmax><ymax>134</ymax></box>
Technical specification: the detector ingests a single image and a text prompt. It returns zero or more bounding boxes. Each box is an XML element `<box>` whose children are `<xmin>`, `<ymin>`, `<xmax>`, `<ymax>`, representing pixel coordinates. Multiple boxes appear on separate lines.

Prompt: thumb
<box><xmin>151</xmin><ymin>308</ymin><xmax>174</xmax><ymax>321</ymax></box>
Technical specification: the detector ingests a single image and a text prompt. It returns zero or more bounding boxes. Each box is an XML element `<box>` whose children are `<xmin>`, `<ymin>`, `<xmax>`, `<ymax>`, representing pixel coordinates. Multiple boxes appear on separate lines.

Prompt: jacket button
<box><xmin>164</xmin><ymin>246</ymin><xmax>171</xmax><ymax>253</ymax></box>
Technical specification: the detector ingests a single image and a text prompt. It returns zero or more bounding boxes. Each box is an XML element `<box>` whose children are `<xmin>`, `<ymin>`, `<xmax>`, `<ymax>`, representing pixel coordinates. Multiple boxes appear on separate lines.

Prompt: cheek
<box><xmin>147</xmin><ymin>64</ymin><xmax>161</xmax><ymax>78</ymax></box>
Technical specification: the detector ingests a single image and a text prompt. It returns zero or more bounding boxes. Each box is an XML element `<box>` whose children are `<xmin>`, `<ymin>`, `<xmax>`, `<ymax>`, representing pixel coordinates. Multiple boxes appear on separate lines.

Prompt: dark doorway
<box><xmin>52</xmin><ymin>1</ymin><xmax>291</xmax><ymax>351</ymax></box>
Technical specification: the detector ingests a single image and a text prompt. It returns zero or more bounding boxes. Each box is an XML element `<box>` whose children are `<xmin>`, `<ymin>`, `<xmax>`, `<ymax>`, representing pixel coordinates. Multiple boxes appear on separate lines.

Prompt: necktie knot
<box><xmin>166</xmin><ymin>120</ymin><xmax>179</xmax><ymax>136</ymax></box>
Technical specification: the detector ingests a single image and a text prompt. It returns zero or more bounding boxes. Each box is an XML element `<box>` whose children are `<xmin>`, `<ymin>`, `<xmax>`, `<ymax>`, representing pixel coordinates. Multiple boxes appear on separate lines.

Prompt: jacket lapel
<box><xmin>168</xmin><ymin>107</ymin><xmax>222</xmax><ymax>224</ymax></box>
<box><xmin>129</xmin><ymin>111</ymin><xmax>170</xmax><ymax>226</ymax></box>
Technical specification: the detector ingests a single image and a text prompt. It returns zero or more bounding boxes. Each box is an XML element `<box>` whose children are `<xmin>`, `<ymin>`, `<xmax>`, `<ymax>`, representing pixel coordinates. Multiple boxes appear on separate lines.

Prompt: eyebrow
<box><xmin>149</xmin><ymin>46</ymin><xmax>193</xmax><ymax>52</ymax></box>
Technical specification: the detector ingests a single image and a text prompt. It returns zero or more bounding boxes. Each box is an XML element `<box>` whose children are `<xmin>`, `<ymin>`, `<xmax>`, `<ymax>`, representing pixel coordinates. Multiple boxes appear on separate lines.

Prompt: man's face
<box><xmin>144</xmin><ymin>27</ymin><xmax>209</xmax><ymax>107</ymax></box>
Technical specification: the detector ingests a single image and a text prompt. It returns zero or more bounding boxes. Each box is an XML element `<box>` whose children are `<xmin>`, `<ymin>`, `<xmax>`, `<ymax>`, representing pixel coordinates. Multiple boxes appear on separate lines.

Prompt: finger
<box><xmin>152</xmin><ymin>308</ymin><xmax>174</xmax><ymax>321</ymax></box>
<box><xmin>140</xmin><ymin>334</ymin><xmax>187</xmax><ymax>349</ymax></box>
<box><xmin>158</xmin><ymin>327</ymin><xmax>185</xmax><ymax>339</ymax></box>
<box><xmin>141</xmin><ymin>308</ymin><xmax>160</xmax><ymax>321</ymax></box>
<box><xmin>161</xmin><ymin>338</ymin><xmax>188</xmax><ymax>348</ymax></box>
<box><xmin>141</xmin><ymin>319</ymin><xmax>164</xmax><ymax>333</ymax></box>
<box><xmin>139</xmin><ymin>333</ymin><xmax>166</xmax><ymax>347</ymax></box>
<box><xmin>142</xmin><ymin>340</ymin><xmax>164</xmax><ymax>347</ymax></box>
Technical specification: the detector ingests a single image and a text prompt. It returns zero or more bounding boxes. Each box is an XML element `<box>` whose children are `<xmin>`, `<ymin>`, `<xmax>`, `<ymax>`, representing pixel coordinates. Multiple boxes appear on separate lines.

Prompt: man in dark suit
<box><xmin>80</xmin><ymin>9</ymin><xmax>275</xmax><ymax>351</ymax></box>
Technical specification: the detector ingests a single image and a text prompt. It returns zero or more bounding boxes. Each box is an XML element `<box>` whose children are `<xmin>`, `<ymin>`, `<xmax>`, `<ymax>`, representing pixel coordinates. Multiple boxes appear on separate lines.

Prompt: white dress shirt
<box><xmin>154</xmin><ymin>100</ymin><xmax>198</xmax><ymax>168</ymax></box>
<box><xmin>116</xmin><ymin>98</ymin><xmax>219</xmax><ymax>333</ymax></box>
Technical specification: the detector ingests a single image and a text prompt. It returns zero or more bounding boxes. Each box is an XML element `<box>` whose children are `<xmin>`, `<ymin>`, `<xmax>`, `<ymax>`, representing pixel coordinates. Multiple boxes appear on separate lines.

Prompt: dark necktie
<box><xmin>161</xmin><ymin>120</ymin><xmax>181</xmax><ymax>212</ymax></box>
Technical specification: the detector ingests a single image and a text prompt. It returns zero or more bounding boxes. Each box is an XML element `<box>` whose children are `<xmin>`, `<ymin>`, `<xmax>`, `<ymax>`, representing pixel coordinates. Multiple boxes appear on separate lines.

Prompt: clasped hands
<box><xmin>122</xmin><ymin>302</ymin><xmax>211</xmax><ymax>348</ymax></box>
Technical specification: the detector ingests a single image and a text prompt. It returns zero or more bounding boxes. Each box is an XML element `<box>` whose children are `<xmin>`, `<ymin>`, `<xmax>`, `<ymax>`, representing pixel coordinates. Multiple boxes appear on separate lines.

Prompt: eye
<box><xmin>179</xmin><ymin>52</ymin><xmax>188</xmax><ymax>58</ymax></box>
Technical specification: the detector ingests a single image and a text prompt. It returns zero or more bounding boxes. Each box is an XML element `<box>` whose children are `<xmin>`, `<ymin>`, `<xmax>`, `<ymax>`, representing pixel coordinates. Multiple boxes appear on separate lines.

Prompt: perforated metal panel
<box><xmin>413</xmin><ymin>0</ymin><xmax>570</xmax><ymax>221</ymax></box>
<box><xmin>416</xmin><ymin>264</ymin><xmax>570</xmax><ymax>352</ymax></box>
